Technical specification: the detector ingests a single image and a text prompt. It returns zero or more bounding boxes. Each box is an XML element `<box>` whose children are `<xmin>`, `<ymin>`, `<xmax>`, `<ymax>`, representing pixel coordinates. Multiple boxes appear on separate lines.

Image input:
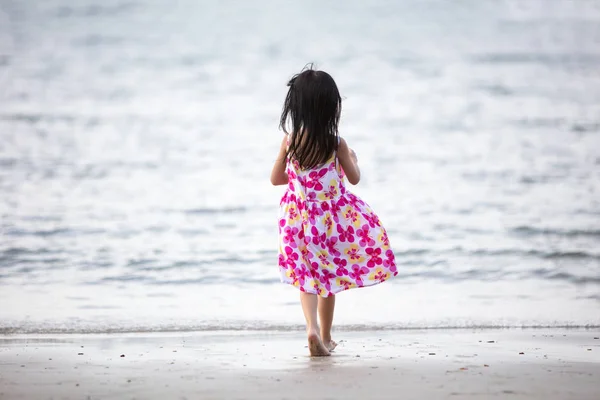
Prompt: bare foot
<box><xmin>307</xmin><ymin>331</ymin><xmax>330</xmax><ymax>357</ymax></box>
<box><xmin>324</xmin><ymin>339</ymin><xmax>337</xmax><ymax>352</ymax></box>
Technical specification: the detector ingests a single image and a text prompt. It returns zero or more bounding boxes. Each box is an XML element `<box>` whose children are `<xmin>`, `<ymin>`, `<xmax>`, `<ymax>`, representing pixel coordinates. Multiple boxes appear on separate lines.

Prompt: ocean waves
<box><xmin>1</xmin><ymin>0</ymin><xmax>599</xmax><ymax>330</ymax></box>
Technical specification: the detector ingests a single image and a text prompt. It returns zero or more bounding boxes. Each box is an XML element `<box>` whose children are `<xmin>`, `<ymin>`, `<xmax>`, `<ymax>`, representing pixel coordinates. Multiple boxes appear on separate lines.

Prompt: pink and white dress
<box><xmin>277</xmin><ymin>137</ymin><xmax>397</xmax><ymax>297</ymax></box>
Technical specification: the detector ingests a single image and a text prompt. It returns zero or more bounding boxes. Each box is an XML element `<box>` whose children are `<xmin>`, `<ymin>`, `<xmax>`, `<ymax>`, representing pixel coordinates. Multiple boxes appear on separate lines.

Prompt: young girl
<box><xmin>270</xmin><ymin>67</ymin><xmax>398</xmax><ymax>356</ymax></box>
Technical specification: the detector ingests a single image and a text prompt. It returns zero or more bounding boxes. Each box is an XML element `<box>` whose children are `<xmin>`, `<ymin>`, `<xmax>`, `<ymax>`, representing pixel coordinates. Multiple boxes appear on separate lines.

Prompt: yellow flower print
<box><xmin>344</xmin><ymin>244</ymin><xmax>365</xmax><ymax>263</ymax></box>
<box><xmin>286</xmin><ymin>268</ymin><xmax>301</xmax><ymax>287</ymax></box>
<box><xmin>322</xmin><ymin>214</ymin><xmax>334</xmax><ymax>236</ymax></box>
<box><xmin>306</xmin><ymin>277</ymin><xmax>320</xmax><ymax>291</ymax></box>
<box><xmin>336</xmin><ymin>277</ymin><xmax>356</xmax><ymax>291</ymax></box>
<box><xmin>286</xmin><ymin>203</ymin><xmax>300</xmax><ymax>224</ymax></box>
<box><xmin>368</xmin><ymin>267</ymin><xmax>390</xmax><ymax>282</ymax></box>
<box><xmin>318</xmin><ymin>179</ymin><xmax>339</xmax><ymax>201</ymax></box>
<box><xmin>344</xmin><ymin>206</ymin><xmax>361</xmax><ymax>228</ymax></box>
<box><xmin>315</xmin><ymin>249</ymin><xmax>334</xmax><ymax>270</ymax></box>
<box><xmin>378</xmin><ymin>230</ymin><xmax>390</xmax><ymax>247</ymax></box>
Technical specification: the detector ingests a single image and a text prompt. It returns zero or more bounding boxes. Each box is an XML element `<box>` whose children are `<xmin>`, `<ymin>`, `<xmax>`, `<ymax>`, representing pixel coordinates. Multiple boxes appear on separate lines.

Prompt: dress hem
<box><xmin>279</xmin><ymin>272</ymin><xmax>398</xmax><ymax>297</ymax></box>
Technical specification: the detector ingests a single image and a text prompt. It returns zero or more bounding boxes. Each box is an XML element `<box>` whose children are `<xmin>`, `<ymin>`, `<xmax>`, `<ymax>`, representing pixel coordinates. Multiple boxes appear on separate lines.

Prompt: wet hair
<box><xmin>279</xmin><ymin>65</ymin><xmax>342</xmax><ymax>169</ymax></box>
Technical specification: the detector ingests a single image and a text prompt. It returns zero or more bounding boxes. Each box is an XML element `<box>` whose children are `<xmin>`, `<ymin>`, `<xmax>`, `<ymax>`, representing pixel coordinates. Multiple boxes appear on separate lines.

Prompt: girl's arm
<box><xmin>270</xmin><ymin>135</ymin><xmax>289</xmax><ymax>186</ymax></box>
<box><xmin>337</xmin><ymin>137</ymin><xmax>361</xmax><ymax>185</ymax></box>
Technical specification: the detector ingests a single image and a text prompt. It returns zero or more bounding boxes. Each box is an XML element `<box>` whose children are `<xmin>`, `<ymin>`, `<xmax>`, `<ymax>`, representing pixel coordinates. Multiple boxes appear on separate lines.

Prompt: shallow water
<box><xmin>0</xmin><ymin>0</ymin><xmax>599</xmax><ymax>333</ymax></box>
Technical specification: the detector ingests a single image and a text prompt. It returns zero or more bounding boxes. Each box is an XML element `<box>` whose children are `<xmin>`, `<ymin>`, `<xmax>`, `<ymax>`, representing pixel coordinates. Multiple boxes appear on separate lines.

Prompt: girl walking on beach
<box><xmin>270</xmin><ymin>66</ymin><xmax>398</xmax><ymax>356</ymax></box>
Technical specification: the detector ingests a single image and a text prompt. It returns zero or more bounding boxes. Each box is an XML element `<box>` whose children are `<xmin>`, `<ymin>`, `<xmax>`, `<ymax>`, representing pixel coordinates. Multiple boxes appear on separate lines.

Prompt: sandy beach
<box><xmin>1</xmin><ymin>329</ymin><xmax>599</xmax><ymax>400</ymax></box>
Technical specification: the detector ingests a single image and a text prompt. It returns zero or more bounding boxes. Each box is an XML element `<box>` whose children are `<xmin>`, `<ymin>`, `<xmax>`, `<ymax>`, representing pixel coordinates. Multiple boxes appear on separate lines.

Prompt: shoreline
<box><xmin>1</xmin><ymin>324</ymin><xmax>600</xmax><ymax>337</ymax></box>
<box><xmin>1</xmin><ymin>328</ymin><xmax>599</xmax><ymax>399</ymax></box>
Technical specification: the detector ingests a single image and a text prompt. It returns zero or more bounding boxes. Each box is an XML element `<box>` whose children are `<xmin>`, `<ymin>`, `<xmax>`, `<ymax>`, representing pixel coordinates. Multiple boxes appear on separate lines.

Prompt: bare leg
<box><xmin>318</xmin><ymin>295</ymin><xmax>337</xmax><ymax>351</ymax></box>
<box><xmin>300</xmin><ymin>292</ymin><xmax>330</xmax><ymax>356</ymax></box>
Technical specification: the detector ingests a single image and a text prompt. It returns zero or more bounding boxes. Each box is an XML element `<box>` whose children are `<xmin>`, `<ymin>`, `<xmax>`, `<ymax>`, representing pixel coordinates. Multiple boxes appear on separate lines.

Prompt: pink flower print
<box><xmin>321</xmin><ymin>201</ymin><xmax>340</xmax><ymax>223</ymax></box>
<box><xmin>347</xmin><ymin>193</ymin><xmax>364</xmax><ymax>207</ymax></box>
<box><xmin>309</xmin><ymin>226</ymin><xmax>326</xmax><ymax>248</ymax></box>
<box><xmin>288</xmin><ymin>169</ymin><xmax>297</xmax><ymax>180</ymax></box>
<box><xmin>305</xmin><ymin>168</ymin><xmax>328</xmax><ymax>190</ymax></box>
<box><xmin>349</xmin><ymin>264</ymin><xmax>369</xmax><ymax>285</ymax></box>
<box><xmin>297</xmin><ymin>174</ymin><xmax>308</xmax><ymax>189</ymax></box>
<box><xmin>306</xmin><ymin>191</ymin><xmax>317</xmax><ymax>202</ymax></box>
<box><xmin>357</xmin><ymin>224</ymin><xmax>376</xmax><ymax>247</ymax></box>
<box><xmin>383</xmin><ymin>249</ymin><xmax>397</xmax><ymax>273</ymax></box>
<box><xmin>324</xmin><ymin>237</ymin><xmax>340</xmax><ymax>257</ymax></box>
<box><xmin>364</xmin><ymin>212</ymin><xmax>381</xmax><ymax>228</ymax></box>
<box><xmin>278</xmin><ymin>253</ymin><xmax>286</xmax><ymax>269</ymax></box>
<box><xmin>295</xmin><ymin>265</ymin><xmax>309</xmax><ymax>286</ymax></box>
<box><xmin>307</xmin><ymin>204</ymin><xmax>323</xmax><ymax>224</ymax></box>
<box><xmin>336</xmin><ymin>225</ymin><xmax>355</xmax><ymax>243</ymax></box>
<box><xmin>336</xmin><ymin>197</ymin><xmax>348</xmax><ymax>208</ymax></box>
<box><xmin>321</xmin><ymin>202</ymin><xmax>330</xmax><ymax>212</ymax></box>
<box><xmin>321</xmin><ymin>269</ymin><xmax>336</xmax><ymax>282</ymax></box>
<box><xmin>334</xmin><ymin>257</ymin><xmax>348</xmax><ymax>276</ymax></box>
<box><xmin>282</xmin><ymin>226</ymin><xmax>299</xmax><ymax>247</ymax></box>
<box><xmin>365</xmin><ymin>247</ymin><xmax>383</xmax><ymax>268</ymax></box>
<box><xmin>283</xmin><ymin>246</ymin><xmax>299</xmax><ymax>270</ymax></box>
<box><xmin>309</xmin><ymin>266</ymin><xmax>321</xmax><ymax>281</ymax></box>
<box><xmin>320</xmin><ymin>270</ymin><xmax>335</xmax><ymax>291</ymax></box>
<box><xmin>330</xmin><ymin>199</ymin><xmax>340</xmax><ymax>212</ymax></box>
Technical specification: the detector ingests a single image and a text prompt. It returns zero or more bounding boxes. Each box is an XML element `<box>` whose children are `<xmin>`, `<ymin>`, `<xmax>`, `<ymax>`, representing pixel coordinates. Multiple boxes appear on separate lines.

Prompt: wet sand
<box><xmin>1</xmin><ymin>329</ymin><xmax>599</xmax><ymax>400</ymax></box>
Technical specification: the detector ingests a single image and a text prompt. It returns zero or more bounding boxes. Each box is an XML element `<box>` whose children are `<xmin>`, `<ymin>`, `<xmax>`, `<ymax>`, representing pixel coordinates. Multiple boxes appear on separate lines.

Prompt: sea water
<box><xmin>1</xmin><ymin>0</ymin><xmax>599</xmax><ymax>333</ymax></box>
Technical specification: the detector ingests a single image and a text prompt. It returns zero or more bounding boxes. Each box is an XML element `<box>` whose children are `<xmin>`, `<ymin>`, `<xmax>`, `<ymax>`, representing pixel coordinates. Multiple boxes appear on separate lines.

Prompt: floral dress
<box><xmin>278</xmin><ymin>137</ymin><xmax>397</xmax><ymax>297</ymax></box>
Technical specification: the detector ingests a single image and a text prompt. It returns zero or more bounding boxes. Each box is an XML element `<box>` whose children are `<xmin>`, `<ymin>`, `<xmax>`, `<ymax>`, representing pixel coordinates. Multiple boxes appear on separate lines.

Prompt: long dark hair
<box><xmin>279</xmin><ymin>65</ymin><xmax>342</xmax><ymax>169</ymax></box>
